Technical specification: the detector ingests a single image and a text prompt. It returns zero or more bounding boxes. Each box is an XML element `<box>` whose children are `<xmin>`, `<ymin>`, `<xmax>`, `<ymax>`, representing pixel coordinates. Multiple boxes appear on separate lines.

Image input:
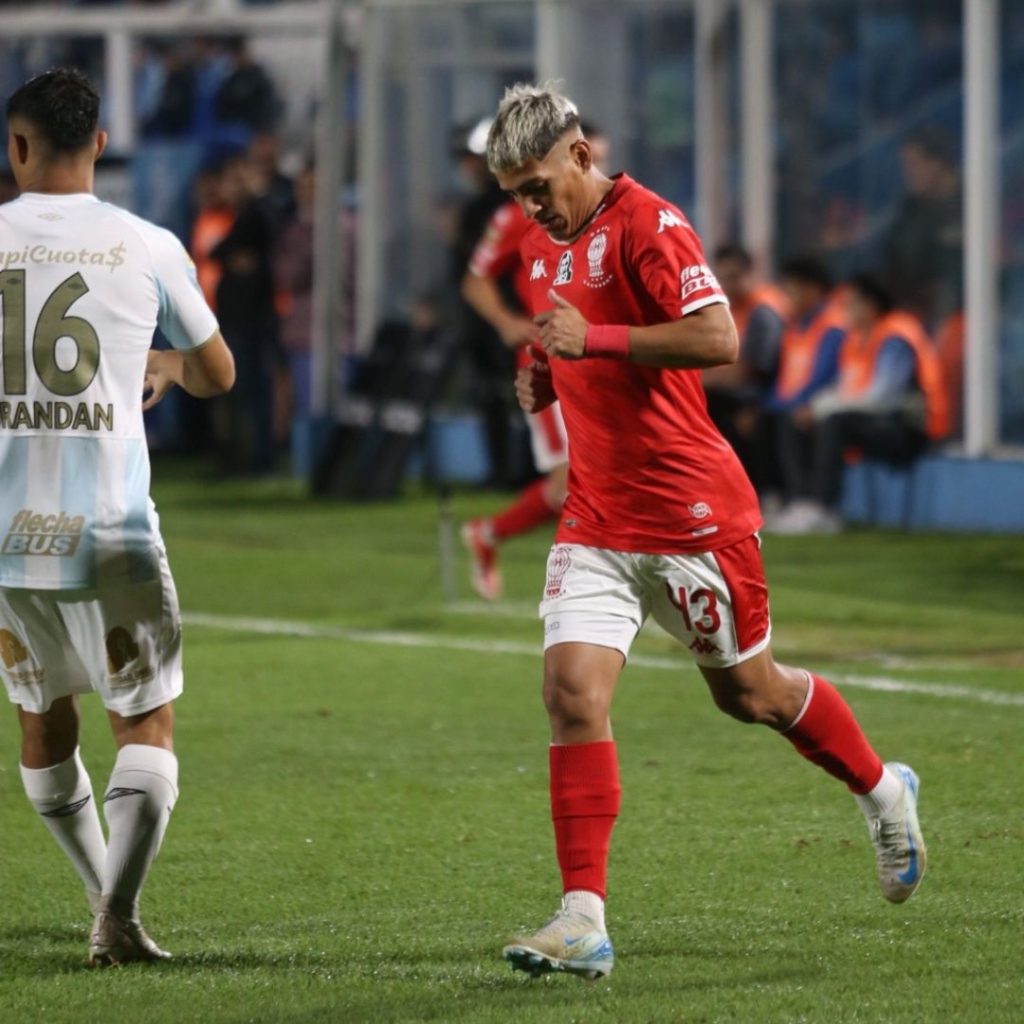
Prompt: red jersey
<box><xmin>520</xmin><ymin>174</ymin><xmax>761</xmax><ymax>553</ymax></box>
<box><xmin>469</xmin><ymin>201</ymin><xmax>535</xmax><ymax>369</ymax></box>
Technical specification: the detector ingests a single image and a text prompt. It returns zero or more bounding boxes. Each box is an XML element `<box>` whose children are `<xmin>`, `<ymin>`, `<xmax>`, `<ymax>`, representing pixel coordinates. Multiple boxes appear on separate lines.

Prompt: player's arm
<box><xmin>536</xmin><ymin>290</ymin><xmax>737</xmax><ymax>369</ymax></box>
<box><xmin>143</xmin><ymin>226</ymin><xmax>236</xmax><ymax>409</ymax></box>
<box><xmin>143</xmin><ymin>334</ymin><xmax>236</xmax><ymax>410</ymax></box>
<box><xmin>461</xmin><ymin>270</ymin><xmax>537</xmax><ymax>349</ymax></box>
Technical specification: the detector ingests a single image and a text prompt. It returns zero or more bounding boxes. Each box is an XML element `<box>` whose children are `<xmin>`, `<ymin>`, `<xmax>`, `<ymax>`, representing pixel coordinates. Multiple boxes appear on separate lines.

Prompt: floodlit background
<box><xmin>2</xmin><ymin>0</ymin><xmax>1023</xmax><ymax>526</ymax></box>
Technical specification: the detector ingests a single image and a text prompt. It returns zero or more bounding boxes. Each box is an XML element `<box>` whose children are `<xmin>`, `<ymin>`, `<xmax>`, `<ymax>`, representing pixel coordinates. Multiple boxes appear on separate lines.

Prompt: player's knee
<box><xmin>711</xmin><ymin>687</ymin><xmax>777</xmax><ymax>726</ymax></box>
<box><xmin>543</xmin><ymin>674</ymin><xmax>608</xmax><ymax>730</ymax></box>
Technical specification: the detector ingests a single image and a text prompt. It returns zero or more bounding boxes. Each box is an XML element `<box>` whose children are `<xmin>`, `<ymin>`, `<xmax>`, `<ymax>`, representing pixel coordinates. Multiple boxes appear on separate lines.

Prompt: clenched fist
<box><xmin>535</xmin><ymin>289</ymin><xmax>588</xmax><ymax>360</ymax></box>
<box><xmin>515</xmin><ymin>360</ymin><xmax>557</xmax><ymax>414</ymax></box>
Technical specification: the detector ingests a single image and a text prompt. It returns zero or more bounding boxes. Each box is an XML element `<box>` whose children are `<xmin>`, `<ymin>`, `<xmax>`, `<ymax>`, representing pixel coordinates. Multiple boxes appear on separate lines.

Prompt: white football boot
<box><xmin>89</xmin><ymin>911</ymin><xmax>171</xmax><ymax>966</ymax></box>
<box><xmin>867</xmin><ymin>762</ymin><xmax>927</xmax><ymax>903</ymax></box>
<box><xmin>503</xmin><ymin>900</ymin><xmax>614</xmax><ymax>980</ymax></box>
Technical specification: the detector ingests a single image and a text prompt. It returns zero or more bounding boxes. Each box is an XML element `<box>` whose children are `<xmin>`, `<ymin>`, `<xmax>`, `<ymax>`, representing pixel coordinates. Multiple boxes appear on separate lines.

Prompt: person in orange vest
<box><xmin>767</xmin><ymin>258</ymin><xmax>847</xmax><ymax>511</ymax></box>
<box><xmin>774</xmin><ymin>274</ymin><xmax>949</xmax><ymax>534</ymax></box>
<box><xmin>705</xmin><ymin>244</ymin><xmax>788</xmax><ymax>501</ymax></box>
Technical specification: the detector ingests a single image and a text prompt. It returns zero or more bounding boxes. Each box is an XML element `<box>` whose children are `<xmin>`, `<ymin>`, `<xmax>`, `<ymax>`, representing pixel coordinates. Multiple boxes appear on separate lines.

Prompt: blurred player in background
<box><xmin>460</xmin><ymin>123</ymin><xmax>609</xmax><ymax>601</ymax></box>
<box><xmin>703</xmin><ymin>244</ymin><xmax>788</xmax><ymax>504</ymax></box>
<box><xmin>486</xmin><ymin>84</ymin><xmax>927</xmax><ymax>982</ymax></box>
<box><xmin>1</xmin><ymin>69</ymin><xmax>235</xmax><ymax>964</ymax></box>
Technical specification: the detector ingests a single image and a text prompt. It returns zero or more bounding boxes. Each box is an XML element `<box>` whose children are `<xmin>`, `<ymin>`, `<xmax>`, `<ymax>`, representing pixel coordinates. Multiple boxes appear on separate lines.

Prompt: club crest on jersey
<box><xmin>553</xmin><ymin>250</ymin><xmax>574</xmax><ymax>286</ymax></box>
<box><xmin>530</xmin><ymin>259</ymin><xmax>548</xmax><ymax>281</ymax></box>
<box><xmin>657</xmin><ymin>208</ymin><xmax>686</xmax><ymax>234</ymax></box>
<box><xmin>584</xmin><ymin>228</ymin><xmax>614</xmax><ymax>288</ymax></box>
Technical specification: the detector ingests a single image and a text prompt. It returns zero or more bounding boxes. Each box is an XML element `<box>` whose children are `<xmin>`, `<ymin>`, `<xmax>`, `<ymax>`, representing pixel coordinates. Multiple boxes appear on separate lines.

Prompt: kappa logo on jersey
<box><xmin>584</xmin><ymin>228</ymin><xmax>614</xmax><ymax>288</ymax></box>
<box><xmin>680</xmin><ymin>264</ymin><xmax>721</xmax><ymax>303</ymax></box>
<box><xmin>657</xmin><ymin>209</ymin><xmax>687</xmax><ymax>234</ymax></box>
<box><xmin>530</xmin><ymin>259</ymin><xmax>549</xmax><ymax>281</ymax></box>
<box><xmin>545</xmin><ymin>546</ymin><xmax>573</xmax><ymax>599</ymax></box>
<box><xmin>688</xmin><ymin>502</ymin><xmax>712</xmax><ymax>519</ymax></box>
<box><xmin>0</xmin><ymin>629</ymin><xmax>29</xmax><ymax>669</ymax></box>
<box><xmin>2</xmin><ymin>510</ymin><xmax>84</xmax><ymax>557</ymax></box>
<box><xmin>553</xmin><ymin>251</ymin><xmax>574</xmax><ymax>286</ymax></box>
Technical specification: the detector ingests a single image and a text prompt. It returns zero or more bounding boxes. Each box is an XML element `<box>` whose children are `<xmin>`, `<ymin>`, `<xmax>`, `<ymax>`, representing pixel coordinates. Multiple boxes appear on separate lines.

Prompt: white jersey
<box><xmin>0</xmin><ymin>192</ymin><xmax>218</xmax><ymax>589</ymax></box>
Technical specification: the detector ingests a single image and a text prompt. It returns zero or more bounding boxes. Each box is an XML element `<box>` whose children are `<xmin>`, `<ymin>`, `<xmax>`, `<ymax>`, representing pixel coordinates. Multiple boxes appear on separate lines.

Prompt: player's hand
<box><xmin>535</xmin><ymin>289</ymin><xmax>588</xmax><ymax>360</ymax></box>
<box><xmin>142</xmin><ymin>349</ymin><xmax>183</xmax><ymax>411</ymax></box>
<box><xmin>515</xmin><ymin>361</ymin><xmax>557</xmax><ymax>414</ymax></box>
<box><xmin>498</xmin><ymin>315</ymin><xmax>540</xmax><ymax>350</ymax></box>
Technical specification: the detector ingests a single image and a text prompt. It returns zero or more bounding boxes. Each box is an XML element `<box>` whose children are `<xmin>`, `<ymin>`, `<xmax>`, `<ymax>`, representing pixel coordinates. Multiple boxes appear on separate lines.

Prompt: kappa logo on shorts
<box><xmin>553</xmin><ymin>251</ymin><xmax>574</xmax><ymax>286</ymax></box>
<box><xmin>689</xmin><ymin>637</ymin><xmax>723</xmax><ymax>657</ymax></box>
<box><xmin>105</xmin><ymin>626</ymin><xmax>154</xmax><ymax>686</ymax></box>
<box><xmin>545</xmin><ymin>547</ymin><xmax>573</xmax><ymax>599</ymax></box>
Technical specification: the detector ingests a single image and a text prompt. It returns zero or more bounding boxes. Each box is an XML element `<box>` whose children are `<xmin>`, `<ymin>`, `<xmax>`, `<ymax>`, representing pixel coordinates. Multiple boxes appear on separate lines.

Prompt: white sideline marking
<box><xmin>182</xmin><ymin>612</ymin><xmax>1024</xmax><ymax>708</ymax></box>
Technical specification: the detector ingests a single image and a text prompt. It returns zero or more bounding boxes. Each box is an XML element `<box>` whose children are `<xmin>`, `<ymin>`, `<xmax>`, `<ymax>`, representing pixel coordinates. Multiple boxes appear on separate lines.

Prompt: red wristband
<box><xmin>584</xmin><ymin>324</ymin><xmax>631</xmax><ymax>359</ymax></box>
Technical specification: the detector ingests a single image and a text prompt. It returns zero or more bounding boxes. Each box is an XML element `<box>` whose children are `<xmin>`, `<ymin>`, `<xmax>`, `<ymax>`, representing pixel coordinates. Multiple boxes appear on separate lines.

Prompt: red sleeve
<box><xmin>468</xmin><ymin>202</ymin><xmax>528</xmax><ymax>280</ymax></box>
<box><xmin>627</xmin><ymin>202</ymin><xmax>728</xmax><ymax>320</ymax></box>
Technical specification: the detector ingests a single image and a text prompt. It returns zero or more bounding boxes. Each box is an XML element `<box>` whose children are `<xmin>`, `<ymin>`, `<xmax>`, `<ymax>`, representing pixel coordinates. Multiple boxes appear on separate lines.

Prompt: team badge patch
<box><xmin>584</xmin><ymin>228</ymin><xmax>614</xmax><ymax>288</ymax></box>
<box><xmin>545</xmin><ymin>546</ymin><xmax>573</xmax><ymax>599</ymax></box>
<box><xmin>553</xmin><ymin>251</ymin><xmax>574</xmax><ymax>286</ymax></box>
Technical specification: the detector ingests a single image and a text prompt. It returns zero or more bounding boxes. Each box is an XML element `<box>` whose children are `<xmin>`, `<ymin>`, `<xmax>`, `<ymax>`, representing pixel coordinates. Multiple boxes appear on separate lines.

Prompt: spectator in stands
<box><xmin>215</xmin><ymin>36</ymin><xmax>280</xmax><ymax>136</ymax></box>
<box><xmin>211</xmin><ymin>154</ymin><xmax>279</xmax><ymax>475</ymax></box>
<box><xmin>880</xmin><ymin>126</ymin><xmax>962</xmax><ymax>331</ymax></box>
<box><xmin>704</xmin><ymin>244</ymin><xmax>788</xmax><ymax>502</ymax></box>
<box><xmin>190</xmin><ymin>165</ymin><xmax>235</xmax><ymax>309</ymax></box>
<box><xmin>767</xmin><ymin>257</ymin><xmax>848</xmax><ymax>513</ymax></box>
<box><xmin>774</xmin><ymin>274</ymin><xmax>949</xmax><ymax>534</ymax></box>
<box><xmin>248</xmin><ymin>130</ymin><xmax>295</xmax><ymax>238</ymax></box>
<box><xmin>450</xmin><ymin>116</ymin><xmax>517</xmax><ymax>489</ymax></box>
<box><xmin>139</xmin><ymin>40</ymin><xmax>195</xmax><ymax>140</ymax></box>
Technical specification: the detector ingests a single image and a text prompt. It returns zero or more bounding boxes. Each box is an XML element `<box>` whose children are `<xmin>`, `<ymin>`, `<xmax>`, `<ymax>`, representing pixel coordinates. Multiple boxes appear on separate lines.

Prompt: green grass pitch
<box><xmin>1</xmin><ymin>465</ymin><xmax>1022</xmax><ymax>1023</ymax></box>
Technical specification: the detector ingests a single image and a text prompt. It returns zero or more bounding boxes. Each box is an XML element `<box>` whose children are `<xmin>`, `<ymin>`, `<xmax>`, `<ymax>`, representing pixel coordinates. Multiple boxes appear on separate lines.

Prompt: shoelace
<box><xmin>872</xmin><ymin>815</ymin><xmax>909</xmax><ymax>867</ymax></box>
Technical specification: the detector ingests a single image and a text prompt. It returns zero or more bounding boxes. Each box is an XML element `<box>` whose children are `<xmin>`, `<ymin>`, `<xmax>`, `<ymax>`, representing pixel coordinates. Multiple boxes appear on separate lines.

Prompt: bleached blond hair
<box><xmin>486</xmin><ymin>82</ymin><xmax>581</xmax><ymax>173</ymax></box>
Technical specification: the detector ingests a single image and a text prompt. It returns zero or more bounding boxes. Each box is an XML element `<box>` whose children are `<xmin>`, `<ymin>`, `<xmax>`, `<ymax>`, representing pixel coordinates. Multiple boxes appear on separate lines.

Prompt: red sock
<box><xmin>492</xmin><ymin>479</ymin><xmax>559</xmax><ymax>541</ymax></box>
<box><xmin>549</xmin><ymin>741</ymin><xmax>621</xmax><ymax>900</ymax></box>
<box><xmin>783</xmin><ymin>674</ymin><xmax>884</xmax><ymax>794</ymax></box>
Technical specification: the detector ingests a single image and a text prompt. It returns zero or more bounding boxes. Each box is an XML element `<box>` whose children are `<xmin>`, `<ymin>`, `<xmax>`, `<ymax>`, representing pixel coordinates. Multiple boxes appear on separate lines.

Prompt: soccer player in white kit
<box><xmin>1</xmin><ymin>69</ymin><xmax>235</xmax><ymax>965</ymax></box>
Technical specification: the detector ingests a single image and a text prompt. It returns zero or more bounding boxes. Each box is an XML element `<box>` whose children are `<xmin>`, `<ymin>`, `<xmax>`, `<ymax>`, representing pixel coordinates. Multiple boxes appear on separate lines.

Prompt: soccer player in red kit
<box><xmin>485</xmin><ymin>84</ymin><xmax>926</xmax><ymax>981</ymax></box>
<box><xmin>461</xmin><ymin>198</ymin><xmax>569</xmax><ymax>599</ymax></box>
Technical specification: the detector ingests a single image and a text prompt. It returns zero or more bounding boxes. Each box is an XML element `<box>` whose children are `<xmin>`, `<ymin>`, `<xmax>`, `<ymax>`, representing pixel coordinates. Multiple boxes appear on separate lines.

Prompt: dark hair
<box><xmin>713</xmin><ymin>244</ymin><xmax>753</xmax><ymax>270</ymax></box>
<box><xmin>781</xmin><ymin>256</ymin><xmax>833</xmax><ymax>292</ymax></box>
<box><xmin>5</xmin><ymin>68</ymin><xmax>100</xmax><ymax>154</ymax></box>
<box><xmin>848</xmin><ymin>273</ymin><xmax>895</xmax><ymax>314</ymax></box>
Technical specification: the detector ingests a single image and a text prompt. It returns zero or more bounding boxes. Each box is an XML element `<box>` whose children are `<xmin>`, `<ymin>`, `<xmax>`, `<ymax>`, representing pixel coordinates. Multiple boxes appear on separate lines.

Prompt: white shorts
<box><xmin>0</xmin><ymin>547</ymin><xmax>183</xmax><ymax>716</ymax></box>
<box><xmin>527</xmin><ymin>401</ymin><xmax>569</xmax><ymax>473</ymax></box>
<box><xmin>540</xmin><ymin>537</ymin><xmax>772</xmax><ymax>668</ymax></box>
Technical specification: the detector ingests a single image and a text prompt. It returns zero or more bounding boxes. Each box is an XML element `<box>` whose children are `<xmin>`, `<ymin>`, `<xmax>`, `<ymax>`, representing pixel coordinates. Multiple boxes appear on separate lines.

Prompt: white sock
<box><xmin>854</xmin><ymin>764</ymin><xmax>903</xmax><ymax>818</ymax></box>
<box><xmin>101</xmin><ymin>744</ymin><xmax>178</xmax><ymax>921</ymax></box>
<box><xmin>21</xmin><ymin>748</ymin><xmax>106</xmax><ymax>908</ymax></box>
<box><xmin>563</xmin><ymin>889</ymin><xmax>606</xmax><ymax>930</ymax></box>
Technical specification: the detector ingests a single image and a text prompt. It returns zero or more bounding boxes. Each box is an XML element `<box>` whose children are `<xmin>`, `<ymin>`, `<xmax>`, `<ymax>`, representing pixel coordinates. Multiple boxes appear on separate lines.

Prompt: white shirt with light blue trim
<box><xmin>0</xmin><ymin>191</ymin><xmax>218</xmax><ymax>589</ymax></box>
